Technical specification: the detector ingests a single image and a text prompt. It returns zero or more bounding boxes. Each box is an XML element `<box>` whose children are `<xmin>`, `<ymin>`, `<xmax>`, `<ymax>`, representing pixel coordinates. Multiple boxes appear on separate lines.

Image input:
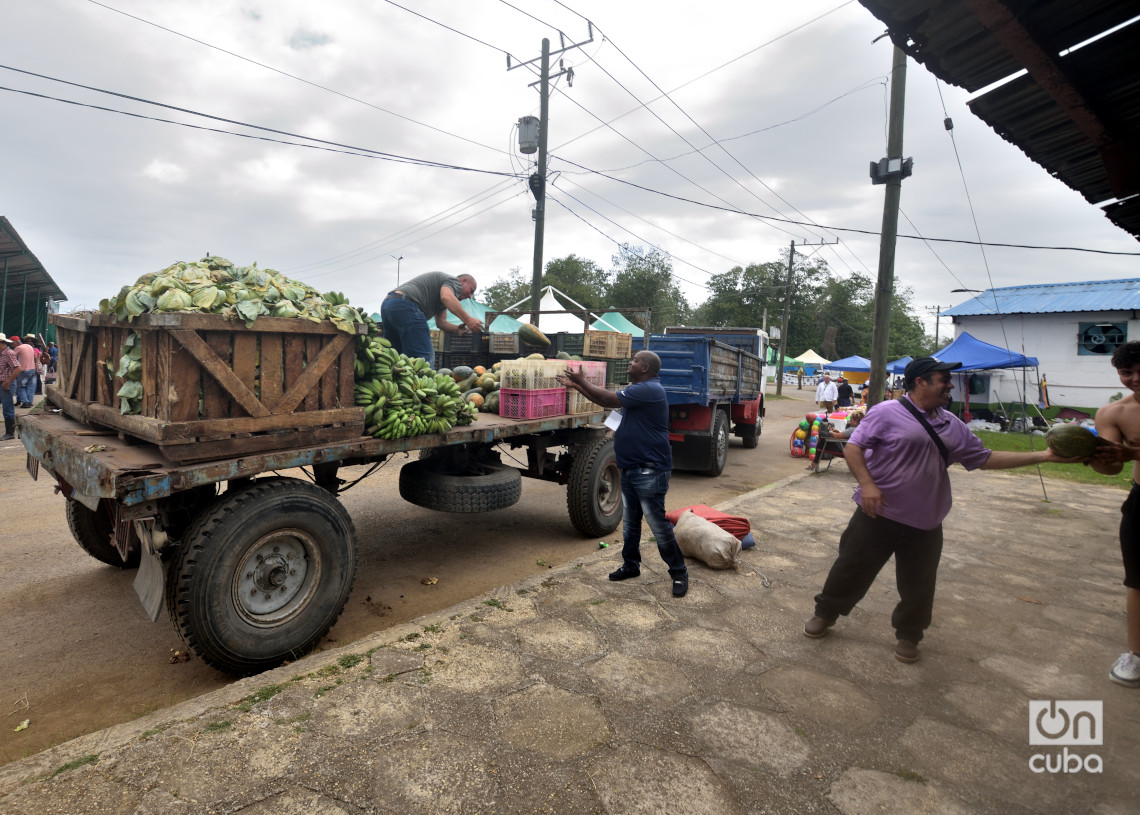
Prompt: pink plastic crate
<box><xmin>499</xmin><ymin>388</ymin><xmax>567</xmax><ymax>419</ymax></box>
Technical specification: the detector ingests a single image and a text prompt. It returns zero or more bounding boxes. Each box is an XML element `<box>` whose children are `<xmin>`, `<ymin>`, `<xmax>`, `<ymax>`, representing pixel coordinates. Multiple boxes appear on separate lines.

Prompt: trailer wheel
<box><xmin>739</xmin><ymin>410</ymin><xmax>762</xmax><ymax>449</ymax></box>
<box><xmin>66</xmin><ymin>499</ymin><xmax>140</xmax><ymax>569</ymax></box>
<box><xmin>702</xmin><ymin>410</ymin><xmax>730</xmax><ymax>477</ymax></box>
<box><xmin>567</xmin><ymin>437</ymin><xmax>623</xmax><ymax>537</ymax></box>
<box><xmin>398</xmin><ymin>458</ymin><xmax>521</xmax><ymax>513</ymax></box>
<box><xmin>166</xmin><ymin>477</ymin><xmax>357</xmax><ymax>675</ymax></box>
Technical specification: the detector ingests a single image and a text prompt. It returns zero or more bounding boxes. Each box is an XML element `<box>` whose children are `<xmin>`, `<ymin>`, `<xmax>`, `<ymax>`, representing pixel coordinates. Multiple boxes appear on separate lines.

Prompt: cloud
<box><xmin>141</xmin><ymin>159</ymin><xmax>188</xmax><ymax>184</ymax></box>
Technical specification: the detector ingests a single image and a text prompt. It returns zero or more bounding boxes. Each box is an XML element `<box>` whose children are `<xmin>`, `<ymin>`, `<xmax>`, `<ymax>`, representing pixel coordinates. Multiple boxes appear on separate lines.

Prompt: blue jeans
<box><xmin>620</xmin><ymin>468</ymin><xmax>687</xmax><ymax>575</ymax></box>
<box><xmin>16</xmin><ymin>370</ymin><xmax>35</xmax><ymax>404</ymax></box>
<box><xmin>379</xmin><ymin>296</ymin><xmax>435</xmax><ymax>367</ymax></box>
<box><xmin>1</xmin><ymin>382</ymin><xmax>14</xmax><ymax>422</ymax></box>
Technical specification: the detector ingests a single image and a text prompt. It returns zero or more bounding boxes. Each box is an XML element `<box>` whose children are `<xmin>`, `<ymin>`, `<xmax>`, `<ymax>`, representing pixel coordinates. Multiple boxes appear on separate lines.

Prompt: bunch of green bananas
<box><xmin>353</xmin><ymin>335</ymin><xmax>478</xmax><ymax>439</ymax></box>
<box><xmin>323</xmin><ymin>291</ymin><xmax>351</xmax><ymax>306</ymax></box>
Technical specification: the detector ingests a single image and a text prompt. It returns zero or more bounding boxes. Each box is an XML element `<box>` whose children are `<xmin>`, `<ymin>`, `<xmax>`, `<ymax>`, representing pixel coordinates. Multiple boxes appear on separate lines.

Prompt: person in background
<box><xmin>806</xmin><ymin>408</ymin><xmax>865</xmax><ymax>473</ymax></box>
<box><xmin>12</xmin><ymin>335</ymin><xmax>37</xmax><ymax>409</ymax></box>
<box><xmin>0</xmin><ymin>334</ymin><xmax>18</xmax><ymax>439</ymax></box>
<box><xmin>48</xmin><ymin>342</ymin><xmax>58</xmax><ymax>373</ymax></box>
<box><xmin>379</xmin><ymin>271</ymin><xmax>483</xmax><ymax>368</ymax></box>
<box><xmin>836</xmin><ymin>377</ymin><xmax>854</xmax><ymax>408</ymax></box>
<box><xmin>35</xmin><ymin>345</ymin><xmax>48</xmax><ymax>396</ymax></box>
<box><xmin>815</xmin><ymin>373</ymin><xmax>838</xmax><ymax>413</ymax></box>
<box><xmin>557</xmin><ymin>350</ymin><xmax>690</xmax><ymax>598</ymax></box>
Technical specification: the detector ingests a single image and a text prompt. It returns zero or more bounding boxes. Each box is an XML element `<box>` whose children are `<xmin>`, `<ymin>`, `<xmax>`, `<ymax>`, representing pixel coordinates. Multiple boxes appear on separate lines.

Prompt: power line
<box><xmin>0</xmin><ymin>65</ymin><xmax>522</xmax><ymax>178</ymax></box>
<box><xmin>87</xmin><ymin>0</ymin><xmax>509</xmax><ymax>158</ymax></box>
<box><xmin>551</xmin><ymin>155</ymin><xmax>1140</xmax><ymax>256</ymax></box>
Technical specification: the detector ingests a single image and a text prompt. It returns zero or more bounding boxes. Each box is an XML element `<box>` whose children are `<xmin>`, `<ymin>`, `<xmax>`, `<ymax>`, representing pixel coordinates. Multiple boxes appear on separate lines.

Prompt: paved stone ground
<box><xmin>1</xmin><ymin>468</ymin><xmax>1137</xmax><ymax>814</ymax></box>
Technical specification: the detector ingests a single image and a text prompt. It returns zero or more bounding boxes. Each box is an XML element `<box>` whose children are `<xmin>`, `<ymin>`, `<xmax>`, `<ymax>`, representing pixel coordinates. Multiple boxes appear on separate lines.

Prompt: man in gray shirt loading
<box><xmin>380</xmin><ymin>271</ymin><xmax>483</xmax><ymax>367</ymax></box>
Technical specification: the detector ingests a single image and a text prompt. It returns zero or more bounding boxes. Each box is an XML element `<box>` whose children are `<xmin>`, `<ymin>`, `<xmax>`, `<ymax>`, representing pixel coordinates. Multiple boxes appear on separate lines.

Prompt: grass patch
<box><xmin>315</xmin><ymin>664</ymin><xmax>342</xmax><ymax>677</ymax></box>
<box><xmin>48</xmin><ymin>754</ymin><xmax>99</xmax><ymax>779</ymax></box>
<box><xmin>202</xmin><ymin>720</ymin><xmax>233</xmax><ymax>734</ymax></box>
<box><xmin>337</xmin><ymin>654</ymin><xmax>364</xmax><ymax>670</ymax></box>
<box><xmin>423</xmin><ymin>623</ymin><xmax>443</xmax><ymax>634</ymax></box>
<box><xmin>482</xmin><ymin>598</ymin><xmax>513</xmax><ymax>612</ymax></box>
<box><xmin>139</xmin><ymin>725</ymin><xmax>170</xmax><ymax>742</ymax></box>
<box><xmin>972</xmin><ymin>430</ymin><xmax>1130</xmax><ymax>489</ymax></box>
<box><xmin>233</xmin><ymin>683</ymin><xmax>286</xmax><ymax>712</ymax></box>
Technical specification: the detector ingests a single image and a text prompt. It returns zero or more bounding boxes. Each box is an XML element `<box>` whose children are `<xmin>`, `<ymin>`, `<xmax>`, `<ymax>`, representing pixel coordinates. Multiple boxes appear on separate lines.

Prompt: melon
<box><xmin>451</xmin><ymin>365</ymin><xmax>474</xmax><ymax>381</ymax></box>
<box><xmin>518</xmin><ymin>323</ymin><xmax>551</xmax><ymax>348</ymax></box>
<box><xmin>526</xmin><ymin>353</ymin><xmax>545</xmax><ymax>360</ymax></box>
<box><xmin>555</xmin><ymin>351</ymin><xmax>572</xmax><ymax>360</ymax></box>
<box><xmin>464</xmin><ymin>392</ymin><xmax>485</xmax><ymax>408</ymax></box>
<box><xmin>1045</xmin><ymin>423</ymin><xmax>1098</xmax><ymax>457</ymax></box>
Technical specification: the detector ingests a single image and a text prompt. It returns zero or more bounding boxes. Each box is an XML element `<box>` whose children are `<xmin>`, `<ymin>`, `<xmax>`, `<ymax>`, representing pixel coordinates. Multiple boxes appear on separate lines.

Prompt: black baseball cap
<box><xmin>904</xmin><ymin>356</ymin><xmax>962</xmax><ymax>385</ymax></box>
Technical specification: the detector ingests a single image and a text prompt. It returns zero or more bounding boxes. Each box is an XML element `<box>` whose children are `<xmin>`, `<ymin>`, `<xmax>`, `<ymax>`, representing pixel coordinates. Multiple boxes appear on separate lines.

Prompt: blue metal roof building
<box><xmin>944</xmin><ymin>279</ymin><xmax>1140</xmax><ymax>318</ymax></box>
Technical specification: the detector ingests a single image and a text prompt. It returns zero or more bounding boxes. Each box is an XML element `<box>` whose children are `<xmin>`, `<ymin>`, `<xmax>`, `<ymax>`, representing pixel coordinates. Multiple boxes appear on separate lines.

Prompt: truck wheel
<box><xmin>567</xmin><ymin>437</ymin><xmax>623</xmax><ymax>537</ymax></box>
<box><xmin>166</xmin><ymin>477</ymin><xmax>357</xmax><ymax>675</ymax></box>
<box><xmin>702</xmin><ymin>411</ymin><xmax>729</xmax><ymax>477</ymax></box>
<box><xmin>398</xmin><ymin>458</ymin><xmax>522</xmax><ymax>513</ymax></box>
<box><xmin>66</xmin><ymin>498</ymin><xmax>140</xmax><ymax>569</ymax></box>
<box><xmin>739</xmin><ymin>411</ymin><xmax>762</xmax><ymax>449</ymax></box>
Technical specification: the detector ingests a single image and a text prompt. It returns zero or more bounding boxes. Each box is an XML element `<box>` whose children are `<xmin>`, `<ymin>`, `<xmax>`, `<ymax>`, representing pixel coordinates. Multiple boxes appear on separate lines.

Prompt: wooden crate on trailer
<box><xmin>48</xmin><ymin>312</ymin><xmax>366</xmax><ymax>463</ymax></box>
<box><xmin>584</xmin><ymin>330</ymin><xmax>633</xmax><ymax>359</ymax></box>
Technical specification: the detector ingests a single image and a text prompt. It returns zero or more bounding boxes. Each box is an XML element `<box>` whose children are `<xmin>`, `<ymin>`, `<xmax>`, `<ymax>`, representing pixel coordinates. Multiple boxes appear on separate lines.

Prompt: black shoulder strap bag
<box><xmin>898</xmin><ymin>397</ymin><xmax>950</xmax><ymax>468</ymax></box>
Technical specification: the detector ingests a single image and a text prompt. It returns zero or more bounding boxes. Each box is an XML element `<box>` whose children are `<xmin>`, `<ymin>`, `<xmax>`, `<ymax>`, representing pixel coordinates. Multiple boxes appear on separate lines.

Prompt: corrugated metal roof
<box><xmin>1</xmin><ymin>216</ymin><xmax>68</xmax><ymax>306</ymax></box>
<box><xmin>943</xmin><ymin>278</ymin><xmax>1140</xmax><ymax>316</ymax></box>
<box><xmin>856</xmin><ymin>0</ymin><xmax>1140</xmax><ymax>240</ymax></box>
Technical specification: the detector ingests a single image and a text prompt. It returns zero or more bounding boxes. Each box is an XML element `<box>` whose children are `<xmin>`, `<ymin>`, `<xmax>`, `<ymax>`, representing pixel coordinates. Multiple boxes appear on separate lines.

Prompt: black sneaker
<box><xmin>672</xmin><ymin>573</ymin><xmax>688</xmax><ymax>597</ymax></box>
<box><xmin>608</xmin><ymin>564</ymin><xmax>640</xmax><ymax>581</ymax></box>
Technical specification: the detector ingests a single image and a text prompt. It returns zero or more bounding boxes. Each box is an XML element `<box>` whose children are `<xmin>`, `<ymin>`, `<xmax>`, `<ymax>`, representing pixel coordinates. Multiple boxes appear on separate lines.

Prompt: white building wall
<box><xmin>950</xmin><ymin>312</ymin><xmax>1139</xmax><ymax>411</ymax></box>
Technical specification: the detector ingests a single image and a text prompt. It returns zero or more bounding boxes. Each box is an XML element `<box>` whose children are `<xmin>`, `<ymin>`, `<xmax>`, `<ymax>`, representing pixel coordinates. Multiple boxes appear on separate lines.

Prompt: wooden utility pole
<box><xmin>775</xmin><ymin>241</ymin><xmax>795</xmax><ymax>397</ymax></box>
<box><xmin>774</xmin><ymin>238</ymin><xmax>836</xmax><ymax>397</ymax></box>
<box><xmin>509</xmin><ymin>28</ymin><xmax>593</xmax><ymax>329</ymax></box>
<box><xmin>867</xmin><ymin>44</ymin><xmax>909</xmax><ymax>408</ymax></box>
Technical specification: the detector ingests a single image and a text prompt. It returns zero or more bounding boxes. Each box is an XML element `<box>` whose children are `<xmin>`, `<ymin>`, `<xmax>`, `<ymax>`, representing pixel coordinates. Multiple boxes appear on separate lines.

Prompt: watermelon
<box><xmin>518</xmin><ymin>324</ymin><xmax>550</xmax><ymax>348</ymax></box>
<box><xmin>1045</xmin><ymin>423</ymin><xmax>1098</xmax><ymax>457</ymax></box>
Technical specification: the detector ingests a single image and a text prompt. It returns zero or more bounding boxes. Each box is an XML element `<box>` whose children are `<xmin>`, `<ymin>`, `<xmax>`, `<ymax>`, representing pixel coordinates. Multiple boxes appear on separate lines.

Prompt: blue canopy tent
<box><xmin>932</xmin><ymin>332</ymin><xmax>1040</xmax><ymax>426</ymax></box>
<box><xmin>932</xmin><ymin>332</ymin><xmax>1038</xmax><ymax>369</ymax></box>
<box><xmin>887</xmin><ymin>355</ymin><xmax>912</xmax><ymax>374</ymax></box>
<box><xmin>820</xmin><ymin>355</ymin><xmax>872</xmax><ymax>372</ymax></box>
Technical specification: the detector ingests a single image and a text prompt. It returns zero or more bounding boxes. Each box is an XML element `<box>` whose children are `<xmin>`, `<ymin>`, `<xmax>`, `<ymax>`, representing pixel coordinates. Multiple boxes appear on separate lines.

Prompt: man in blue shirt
<box><xmin>559</xmin><ymin>350</ymin><xmax>689</xmax><ymax>597</ymax></box>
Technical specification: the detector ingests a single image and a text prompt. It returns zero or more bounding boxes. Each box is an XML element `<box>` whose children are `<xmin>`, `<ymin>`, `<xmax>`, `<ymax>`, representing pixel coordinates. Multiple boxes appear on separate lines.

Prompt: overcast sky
<box><xmin>3</xmin><ymin>0</ymin><xmax>1137</xmax><ymax>343</ymax></box>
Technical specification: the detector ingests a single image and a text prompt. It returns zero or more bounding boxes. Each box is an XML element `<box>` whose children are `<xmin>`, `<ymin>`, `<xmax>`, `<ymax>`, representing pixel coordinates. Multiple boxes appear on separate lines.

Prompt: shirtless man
<box><xmin>1091</xmin><ymin>340</ymin><xmax>1140</xmax><ymax>687</ymax></box>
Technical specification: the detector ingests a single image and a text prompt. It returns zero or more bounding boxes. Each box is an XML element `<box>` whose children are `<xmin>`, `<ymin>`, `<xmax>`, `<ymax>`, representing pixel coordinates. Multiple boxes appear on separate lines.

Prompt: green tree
<box><xmin>607</xmin><ymin>245</ymin><xmax>690</xmax><ymax>331</ymax></box>
<box><xmin>693</xmin><ymin>262</ymin><xmax>787</xmax><ymax>328</ymax></box>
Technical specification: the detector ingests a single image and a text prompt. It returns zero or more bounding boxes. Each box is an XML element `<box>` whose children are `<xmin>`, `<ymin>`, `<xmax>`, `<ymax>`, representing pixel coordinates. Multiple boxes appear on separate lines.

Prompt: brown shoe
<box><xmin>894</xmin><ymin>639</ymin><xmax>920</xmax><ymax>663</ymax></box>
<box><xmin>804</xmin><ymin>616</ymin><xmax>835</xmax><ymax>638</ymax></box>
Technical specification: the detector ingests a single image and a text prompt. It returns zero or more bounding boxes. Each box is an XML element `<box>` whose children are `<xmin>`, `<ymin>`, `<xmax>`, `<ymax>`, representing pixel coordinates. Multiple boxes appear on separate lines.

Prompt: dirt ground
<box><xmin>0</xmin><ymin>387</ymin><xmax>827</xmax><ymax>764</ymax></box>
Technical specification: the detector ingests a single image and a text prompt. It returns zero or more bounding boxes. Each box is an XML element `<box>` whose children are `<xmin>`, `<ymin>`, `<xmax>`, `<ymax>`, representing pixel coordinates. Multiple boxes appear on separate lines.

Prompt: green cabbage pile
<box><xmin>98</xmin><ymin>256</ymin><xmax>363</xmax><ymax>333</ymax></box>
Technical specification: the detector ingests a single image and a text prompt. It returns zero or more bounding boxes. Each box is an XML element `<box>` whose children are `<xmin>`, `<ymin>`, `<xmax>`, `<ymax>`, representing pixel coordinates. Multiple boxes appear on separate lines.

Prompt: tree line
<box><xmin>482</xmin><ymin>244</ymin><xmax>935</xmax><ymax>360</ymax></box>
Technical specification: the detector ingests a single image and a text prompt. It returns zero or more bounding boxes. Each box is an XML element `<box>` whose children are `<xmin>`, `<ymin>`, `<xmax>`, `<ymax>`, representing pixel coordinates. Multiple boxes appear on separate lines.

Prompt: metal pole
<box><xmin>529</xmin><ymin>38</ymin><xmax>550</xmax><ymax>330</ymax></box>
<box><xmin>867</xmin><ymin>45</ymin><xmax>907</xmax><ymax>408</ymax></box>
<box><xmin>392</xmin><ymin>255</ymin><xmax>403</xmax><ymax>288</ymax></box>
<box><xmin>1</xmin><ymin>256</ymin><xmax>7</xmax><ymax>329</ymax></box>
<box><xmin>775</xmin><ymin>240</ymin><xmax>794</xmax><ymax>397</ymax></box>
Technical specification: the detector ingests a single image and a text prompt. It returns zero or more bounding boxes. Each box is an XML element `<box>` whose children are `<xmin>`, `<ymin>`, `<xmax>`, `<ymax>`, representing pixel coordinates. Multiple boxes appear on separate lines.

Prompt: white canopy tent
<box><xmin>504</xmin><ymin>286</ymin><xmax>594</xmax><ymax>334</ymax></box>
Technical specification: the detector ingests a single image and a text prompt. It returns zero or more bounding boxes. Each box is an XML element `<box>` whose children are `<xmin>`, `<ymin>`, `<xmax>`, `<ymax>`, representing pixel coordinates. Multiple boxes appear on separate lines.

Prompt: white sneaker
<box><xmin>1109</xmin><ymin>652</ymin><xmax>1140</xmax><ymax>687</ymax></box>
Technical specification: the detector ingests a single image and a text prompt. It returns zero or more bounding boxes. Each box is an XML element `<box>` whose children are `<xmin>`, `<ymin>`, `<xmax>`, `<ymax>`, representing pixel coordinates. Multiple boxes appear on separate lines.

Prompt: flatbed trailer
<box><xmin>19</xmin><ymin>407</ymin><xmax>620</xmax><ymax>675</ymax></box>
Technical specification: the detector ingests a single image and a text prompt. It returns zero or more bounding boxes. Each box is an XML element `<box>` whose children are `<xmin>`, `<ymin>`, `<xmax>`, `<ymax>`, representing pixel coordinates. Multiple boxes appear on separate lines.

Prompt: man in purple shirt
<box><xmin>803</xmin><ymin>356</ymin><xmax>1079</xmax><ymax>663</ymax></box>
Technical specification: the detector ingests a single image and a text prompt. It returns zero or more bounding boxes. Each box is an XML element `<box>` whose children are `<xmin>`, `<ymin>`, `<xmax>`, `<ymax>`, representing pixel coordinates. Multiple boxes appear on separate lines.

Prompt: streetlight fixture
<box><xmin>392</xmin><ymin>255</ymin><xmax>403</xmax><ymax>287</ymax></box>
<box><xmin>951</xmin><ymin>288</ymin><xmax>982</xmax><ymax>293</ymax></box>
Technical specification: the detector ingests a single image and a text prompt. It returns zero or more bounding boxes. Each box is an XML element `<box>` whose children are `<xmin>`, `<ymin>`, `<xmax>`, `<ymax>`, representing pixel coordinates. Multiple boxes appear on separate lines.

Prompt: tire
<box><xmin>567</xmin><ymin>437</ymin><xmax>623</xmax><ymax>537</ymax></box>
<box><xmin>739</xmin><ymin>410</ymin><xmax>762</xmax><ymax>449</ymax></box>
<box><xmin>166</xmin><ymin>477</ymin><xmax>357</xmax><ymax>675</ymax></box>
<box><xmin>702</xmin><ymin>410</ymin><xmax>730</xmax><ymax>477</ymax></box>
<box><xmin>66</xmin><ymin>498</ymin><xmax>140</xmax><ymax>569</ymax></box>
<box><xmin>398</xmin><ymin>458</ymin><xmax>522</xmax><ymax>513</ymax></box>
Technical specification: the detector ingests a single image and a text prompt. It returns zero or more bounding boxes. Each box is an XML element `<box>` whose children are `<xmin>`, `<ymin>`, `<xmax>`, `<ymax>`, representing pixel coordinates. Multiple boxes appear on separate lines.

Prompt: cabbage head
<box><xmin>156</xmin><ymin>288</ymin><xmax>193</xmax><ymax>311</ymax></box>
